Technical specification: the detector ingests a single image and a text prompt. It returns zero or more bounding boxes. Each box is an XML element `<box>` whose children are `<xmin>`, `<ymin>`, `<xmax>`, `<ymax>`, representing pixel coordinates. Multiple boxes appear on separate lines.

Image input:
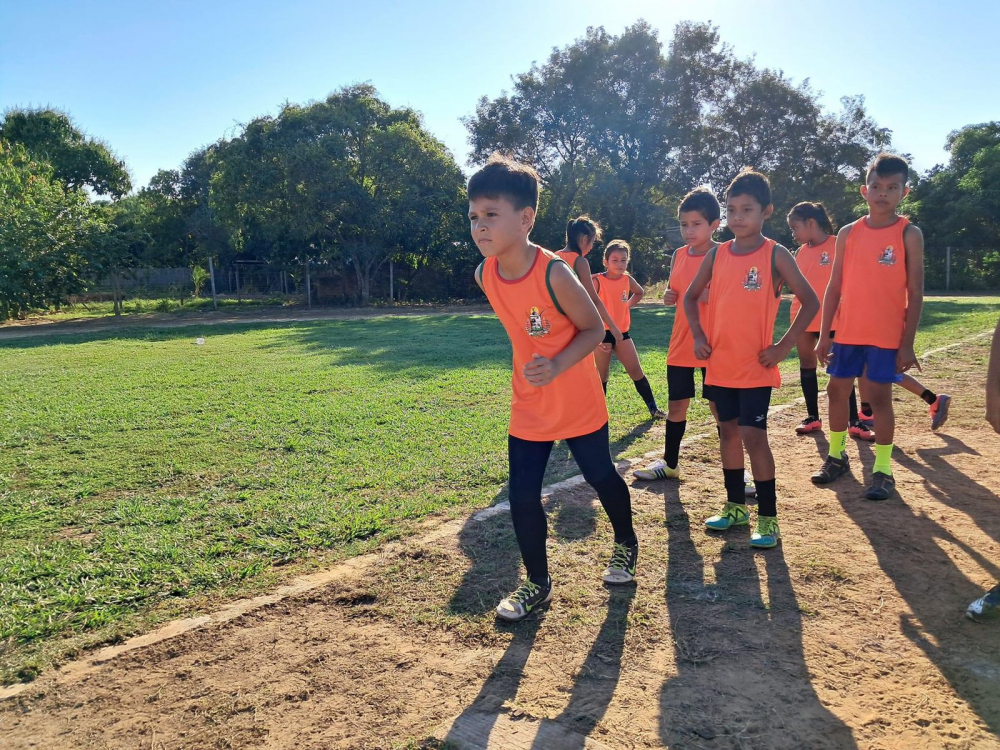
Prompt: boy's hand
<box><xmin>758</xmin><ymin>343</ymin><xmax>788</xmax><ymax>369</ymax></box>
<box><xmin>987</xmin><ymin>386</ymin><xmax>1000</xmax><ymax>434</ymax></box>
<box><xmin>698</xmin><ymin>287</ymin><xmax>710</xmax><ymax>304</ymax></box>
<box><xmin>816</xmin><ymin>335</ymin><xmax>833</xmax><ymax>367</ymax></box>
<box><xmin>662</xmin><ymin>288</ymin><xmax>678</xmax><ymax>305</ymax></box>
<box><xmin>523</xmin><ymin>353</ymin><xmax>560</xmax><ymax>387</ymax></box>
<box><xmin>897</xmin><ymin>345</ymin><xmax>921</xmax><ymax>373</ymax></box>
<box><xmin>693</xmin><ymin>336</ymin><xmax>712</xmax><ymax>360</ymax></box>
<box><xmin>609</xmin><ymin>324</ymin><xmax>624</xmax><ymax>344</ymax></box>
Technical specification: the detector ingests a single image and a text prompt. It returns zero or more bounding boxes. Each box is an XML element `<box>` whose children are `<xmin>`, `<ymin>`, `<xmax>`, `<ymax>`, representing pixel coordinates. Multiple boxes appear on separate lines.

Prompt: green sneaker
<box><xmin>705</xmin><ymin>502</ymin><xmax>749</xmax><ymax>531</ymax></box>
<box><xmin>496</xmin><ymin>578</ymin><xmax>552</xmax><ymax>622</ymax></box>
<box><xmin>750</xmin><ymin>516</ymin><xmax>781</xmax><ymax>549</ymax></box>
<box><xmin>602</xmin><ymin>540</ymin><xmax>638</xmax><ymax>584</ymax></box>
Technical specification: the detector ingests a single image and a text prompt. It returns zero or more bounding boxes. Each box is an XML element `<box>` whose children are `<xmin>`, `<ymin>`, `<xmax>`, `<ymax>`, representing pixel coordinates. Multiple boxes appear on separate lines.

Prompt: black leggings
<box><xmin>508</xmin><ymin>422</ymin><xmax>635</xmax><ymax>583</ymax></box>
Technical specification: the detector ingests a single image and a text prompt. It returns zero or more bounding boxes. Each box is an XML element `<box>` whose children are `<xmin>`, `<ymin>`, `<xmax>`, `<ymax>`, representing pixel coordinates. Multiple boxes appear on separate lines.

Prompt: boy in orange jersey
<box><xmin>469</xmin><ymin>155</ymin><xmax>638</xmax><ymax>622</ymax></box>
<box><xmin>813</xmin><ymin>153</ymin><xmax>925</xmax><ymax>501</ymax></box>
<box><xmin>684</xmin><ymin>169</ymin><xmax>819</xmax><ymax>548</ymax></box>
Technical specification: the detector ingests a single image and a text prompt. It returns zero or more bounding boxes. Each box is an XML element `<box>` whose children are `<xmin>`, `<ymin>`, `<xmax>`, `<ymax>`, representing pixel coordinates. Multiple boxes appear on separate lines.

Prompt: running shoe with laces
<box><xmin>865</xmin><ymin>471</ymin><xmax>895</xmax><ymax>501</ymax></box>
<box><xmin>633</xmin><ymin>458</ymin><xmax>679</xmax><ymax>481</ymax></box>
<box><xmin>795</xmin><ymin>416</ymin><xmax>823</xmax><ymax>434</ymax></box>
<box><xmin>966</xmin><ymin>583</ymin><xmax>1000</xmax><ymax>622</ymax></box>
<box><xmin>602</xmin><ymin>540</ymin><xmax>639</xmax><ymax>584</ymax></box>
<box><xmin>750</xmin><ymin>516</ymin><xmax>781</xmax><ymax>549</ymax></box>
<box><xmin>705</xmin><ymin>502</ymin><xmax>750</xmax><ymax>531</ymax></box>
<box><xmin>930</xmin><ymin>394</ymin><xmax>951</xmax><ymax>430</ymax></box>
<box><xmin>811</xmin><ymin>454</ymin><xmax>851</xmax><ymax>484</ymax></box>
<box><xmin>496</xmin><ymin>577</ymin><xmax>552</xmax><ymax>622</ymax></box>
<box><xmin>649</xmin><ymin>406</ymin><xmax>668</xmax><ymax>420</ymax></box>
<box><xmin>849</xmin><ymin>420</ymin><xmax>875</xmax><ymax>441</ymax></box>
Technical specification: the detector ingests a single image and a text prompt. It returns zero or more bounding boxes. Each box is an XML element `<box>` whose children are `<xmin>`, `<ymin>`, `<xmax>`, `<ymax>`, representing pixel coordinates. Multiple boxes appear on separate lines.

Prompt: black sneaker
<box><xmin>967</xmin><ymin>583</ymin><xmax>1000</xmax><ymax>622</ymax></box>
<box><xmin>811</xmin><ymin>454</ymin><xmax>851</xmax><ymax>484</ymax></box>
<box><xmin>602</xmin><ymin>540</ymin><xmax>638</xmax><ymax>584</ymax></box>
<box><xmin>496</xmin><ymin>577</ymin><xmax>552</xmax><ymax>622</ymax></box>
<box><xmin>865</xmin><ymin>472</ymin><xmax>895</xmax><ymax>501</ymax></box>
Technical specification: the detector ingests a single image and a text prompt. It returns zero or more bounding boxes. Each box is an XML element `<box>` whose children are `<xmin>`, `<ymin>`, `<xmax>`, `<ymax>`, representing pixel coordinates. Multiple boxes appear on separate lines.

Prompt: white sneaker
<box><xmin>633</xmin><ymin>458</ymin><xmax>679</xmax><ymax>481</ymax></box>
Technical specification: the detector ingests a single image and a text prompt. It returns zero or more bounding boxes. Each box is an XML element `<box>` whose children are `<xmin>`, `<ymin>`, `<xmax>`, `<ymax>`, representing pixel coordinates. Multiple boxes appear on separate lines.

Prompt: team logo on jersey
<box><xmin>819</xmin><ymin>251</ymin><xmax>831</xmax><ymax>266</ymax></box>
<box><xmin>525</xmin><ymin>306</ymin><xmax>552</xmax><ymax>337</ymax></box>
<box><xmin>742</xmin><ymin>266</ymin><xmax>762</xmax><ymax>291</ymax></box>
<box><xmin>621</xmin><ymin>290</ymin><xmax>629</xmax><ymax>303</ymax></box>
<box><xmin>878</xmin><ymin>246</ymin><xmax>897</xmax><ymax>265</ymax></box>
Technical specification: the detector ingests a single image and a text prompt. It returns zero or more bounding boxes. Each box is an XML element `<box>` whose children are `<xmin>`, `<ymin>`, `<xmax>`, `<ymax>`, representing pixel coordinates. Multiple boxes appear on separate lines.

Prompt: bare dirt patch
<box><xmin>2</xmin><ymin>340</ymin><xmax>999</xmax><ymax>749</ymax></box>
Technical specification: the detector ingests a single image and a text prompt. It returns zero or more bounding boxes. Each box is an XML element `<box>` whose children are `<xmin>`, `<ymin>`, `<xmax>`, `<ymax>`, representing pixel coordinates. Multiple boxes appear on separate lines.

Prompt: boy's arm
<box><xmin>817</xmin><ymin>225</ymin><xmax>850</xmax><ymax>366</ymax></box>
<box><xmin>898</xmin><ymin>224</ymin><xmax>925</xmax><ymax>373</ymax></box>
<box><xmin>683</xmin><ymin>250</ymin><xmax>716</xmax><ymax>359</ymax></box>
<box><xmin>627</xmin><ymin>275</ymin><xmax>644</xmax><ymax>308</ymax></box>
<box><xmin>576</xmin><ymin>256</ymin><xmax>622</xmax><ymax>342</ymax></box>
<box><xmin>522</xmin><ymin>262</ymin><xmax>604</xmax><ymax>387</ymax></box>
<box><xmin>474</xmin><ymin>261</ymin><xmax>485</xmax><ymax>294</ymax></box>
<box><xmin>663</xmin><ymin>252</ymin><xmax>679</xmax><ymax>305</ymax></box>
<box><xmin>987</xmin><ymin>317</ymin><xmax>1000</xmax><ymax>433</ymax></box>
<box><xmin>760</xmin><ymin>245</ymin><xmax>819</xmax><ymax>367</ymax></box>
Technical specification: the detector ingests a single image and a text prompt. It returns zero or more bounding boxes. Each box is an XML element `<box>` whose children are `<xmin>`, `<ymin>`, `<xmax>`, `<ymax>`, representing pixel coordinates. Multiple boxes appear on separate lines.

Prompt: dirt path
<box><xmin>0</xmin><ymin>304</ymin><xmax>494</xmax><ymax>340</ymax></box>
<box><xmin>2</xmin><ymin>340</ymin><xmax>999</xmax><ymax>749</ymax></box>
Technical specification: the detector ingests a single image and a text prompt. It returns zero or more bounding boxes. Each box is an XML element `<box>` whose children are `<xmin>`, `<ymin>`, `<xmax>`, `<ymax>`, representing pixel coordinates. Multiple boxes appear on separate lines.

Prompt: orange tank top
<box><xmin>592</xmin><ymin>272</ymin><xmax>632</xmax><ymax>331</ymax></box>
<box><xmin>836</xmin><ymin>217</ymin><xmax>910</xmax><ymax>349</ymax></box>
<box><xmin>791</xmin><ymin>236</ymin><xmax>836</xmax><ymax>333</ymax></box>
<box><xmin>705</xmin><ymin>239</ymin><xmax>782</xmax><ymax>389</ymax></box>
<box><xmin>481</xmin><ymin>247</ymin><xmax>608</xmax><ymax>441</ymax></box>
<box><xmin>556</xmin><ymin>248</ymin><xmax>585</xmax><ymax>278</ymax></box>
<box><xmin>667</xmin><ymin>245</ymin><xmax>711</xmax><ymax>367</ymax></box>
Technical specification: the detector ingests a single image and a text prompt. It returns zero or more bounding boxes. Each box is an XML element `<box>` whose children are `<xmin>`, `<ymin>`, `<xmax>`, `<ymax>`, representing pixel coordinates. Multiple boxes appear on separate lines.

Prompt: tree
<box><xmin>1</xmin><ymin>108</ymin><xmax>131</xmax><ymax>198</ymax></box>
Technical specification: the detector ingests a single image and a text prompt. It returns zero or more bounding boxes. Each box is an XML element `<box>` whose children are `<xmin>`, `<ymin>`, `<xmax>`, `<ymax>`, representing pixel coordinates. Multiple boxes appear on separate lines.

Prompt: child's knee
<box><xmin>667</xmin><ymin>400</ymin><xmax>688</xmax><ymax>420</ymax></box>
<box><xmin>740</xmin><ymin>425</ymin><xmax>769</xmax><ymax>450</ymax></box>
<box><xmin>719</xmin><ymin>419</ymin><xmax>741</xmax><ymax>439</ymax></box>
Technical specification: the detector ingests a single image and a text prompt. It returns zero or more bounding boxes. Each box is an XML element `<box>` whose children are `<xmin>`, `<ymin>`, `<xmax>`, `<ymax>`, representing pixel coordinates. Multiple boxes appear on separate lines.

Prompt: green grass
<box><xmin>9</xmin><ymin>295</ymin><xmax>292</xmax><ymax>322</ymax></box>
<box><xmin>0</xmin><ymin>294</ymin><xmax>997</xmax><ymax>683</ymax></box>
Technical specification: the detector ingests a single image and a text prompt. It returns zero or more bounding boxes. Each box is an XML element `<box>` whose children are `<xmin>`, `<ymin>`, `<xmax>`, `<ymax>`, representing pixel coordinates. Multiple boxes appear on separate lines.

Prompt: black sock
<box><xmin>633</xmin><ymin>376</ymin><xmax>656</xmax><ymax>409</ymax></box>
<box><xmin>664</xmin><ymin>420</ymin><xmax>686</xmax><ymax>469</ymax></box>
<box><xmin>861</xmin><ymin>401</ymin><xmax>873</xmax><ymax>419</ymax></box>
<box><xmin>756</xmin><ymin>478</ymin><xmax>777</xmax><ymax>517</ymax></box>
<box><xmin>590</xmin><ymin>471</ymin><xmax>637</xmax><ymax>545</ymax></box>
<box><xmin>602</xmin><ymin>381</ymin><xmax>608</xmax><ymax>395</ymax></box>
<box><xmin>723</xmin><ymin>468</ymin><xmax>746</xmax><ymax>505</ymax></box>
<box><xmin>800</xmin><ymin>368</ymin><xmax>819</xmax><ymax>419</ymax></box>
<box><xmin>849</xmin><ymin>387</ymin><xmax>859</xmax><ymax>423</ymax></box>
<box><xmin>920</xmin><ymin>388</ymin><xmax>937</xmax><ymax>405</ymax></box>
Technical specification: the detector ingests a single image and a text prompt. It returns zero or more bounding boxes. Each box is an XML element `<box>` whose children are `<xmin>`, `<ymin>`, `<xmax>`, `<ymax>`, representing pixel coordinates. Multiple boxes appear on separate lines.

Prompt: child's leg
<box><xmin>565</xmin><ymin>423</ymin><xmax>636</xmax><ymax>545</ymax></box>
<box><xmin>867</xmin><ymin>381</ymin><xmax>895</xmax><ymax>459</ymax></box>
<box><xmin>616</xmin><ymin>338</ymin><xmax>660</xmax><ymax>413</ymax></box>
<box><xmin>797</xmin><ymin>330</ymin><xmax>821</xmax><ymax>421</ymax></box>
<box><xmin>593</xmin><ymin>346</ymin><xmax>613</xmax><ymax>393</ymax></box>
<box><xmin>898</xmin><ymin>373</ymin><xmax>933</xmax><ymax>402</ymax></box>
<box><xmin>507</xmin><ymin>434</ymin><xmax>555</xmax><ymax>584</ymax></box>
<box><xmin>899</xmin><ymin>372</ymin><xmax>951</xmax><ymax>429</ymax></box>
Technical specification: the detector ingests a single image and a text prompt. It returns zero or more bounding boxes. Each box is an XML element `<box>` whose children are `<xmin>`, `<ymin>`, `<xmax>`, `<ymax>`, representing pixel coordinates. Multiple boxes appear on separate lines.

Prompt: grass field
<box><xmin>1</xmin><ymin>295</ymin><xmax>998</xmax><ymax>685</ymax></box>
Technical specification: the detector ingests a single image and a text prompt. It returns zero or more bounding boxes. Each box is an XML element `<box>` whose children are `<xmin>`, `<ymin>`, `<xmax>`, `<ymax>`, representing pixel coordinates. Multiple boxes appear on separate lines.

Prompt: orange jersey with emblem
<box><xmin>667</xmin><ymin>245</ymin><xmax>711</xmax><ymax>367</ymax></box>
<box><xmin>592</xmin><ymin>272</ymin><xmax>632</xmax><ymax>331</ymax></box>
<box><xmin>836</xmin><ymin>217</ymin><xmax>910</xmax><ymax>349</ymax></box>
<box><xmin>791</xmin><ymin>236</ymin><xmax>836</xmax><ymax>333</ymax></box>
<box><xmin>705</xmin><ymin>239</ymin><xmax>782</xmax><ymax>389</ymax></box>
<box><xmin>481</xmin><ymin>246</ymin><xmax>608</xmax><ymax>441</ymax></box>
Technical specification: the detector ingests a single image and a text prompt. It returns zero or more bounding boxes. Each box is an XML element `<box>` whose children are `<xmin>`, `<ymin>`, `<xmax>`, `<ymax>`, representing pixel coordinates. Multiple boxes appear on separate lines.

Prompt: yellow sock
<box><xmin>828</xmin><ymin>430</ymin><xmax>847</xmax><ymax>459</ymax></box>
<box><xmin>874</xmin><ymin>443</ymin><xmax>893</xmax><ymax>475</ymax></box>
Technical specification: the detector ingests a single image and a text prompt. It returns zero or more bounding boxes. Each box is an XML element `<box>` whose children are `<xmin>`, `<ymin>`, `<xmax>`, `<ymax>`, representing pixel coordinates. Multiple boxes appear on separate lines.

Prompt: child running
<box><xmin>786</xmin><ymin>202</ymin><xmax>869</xmax><ymax>439</ymax></box>
<box><xmin>468</xmin><ymin>155</ymin><xmax>639</xmax><ymax>622</ymax></box>
<box><xmin>813</xmin><ymin>153</ymin><xmax>925</xmax><ymax>500</ymax></box>
<box><xmin>966</xmin><ymin>315</ymin><xmax>1000</xmax><ymax>621</ymax></box>
<box><xmin>684</xmin><ymin>169</ymin><xmax>819</xmax><ymax>548</ymax></box>
<box><xmin>591</xmin><ymin>239</ymin><xmax>665</xmax><ymax>418</ymax></box>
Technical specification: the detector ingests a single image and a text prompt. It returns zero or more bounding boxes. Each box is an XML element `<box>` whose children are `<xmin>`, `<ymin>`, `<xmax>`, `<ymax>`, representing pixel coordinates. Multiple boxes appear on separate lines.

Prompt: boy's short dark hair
<box><xmin>726</xmin><ymin>168</ymin><xmax>771</xmax><ymax>208</ymax></box>
<box><xmin>678</xmin><ymin>187</ymin><xmax>721</xmax><ymax>223</ymax></box>
<box><xmin>467</xmin><ymin>153</ymin><xmax>539</xmax><ymax>211</ymax></box>
<box><xmin>604</xmin><ymin>239</ymin><xmax>630</xmax><ymax>260</ymax></box>
<box><xmin>866</xmin><ymin>152</ymin><xmax>909</xmax><ymax>184</ymax></box>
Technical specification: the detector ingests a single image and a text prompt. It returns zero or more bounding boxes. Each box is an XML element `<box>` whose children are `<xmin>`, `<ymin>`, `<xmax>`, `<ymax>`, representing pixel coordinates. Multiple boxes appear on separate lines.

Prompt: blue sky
<box><xmin>2</xmin><ymin>0</ymin><xmax>997</xmax><ymax>190</ymax></box>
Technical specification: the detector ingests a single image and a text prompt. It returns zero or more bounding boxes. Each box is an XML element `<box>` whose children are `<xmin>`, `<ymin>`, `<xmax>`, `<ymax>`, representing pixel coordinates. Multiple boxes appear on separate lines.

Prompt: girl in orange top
<box><xmin>787</xmin><ymin>202</ymin><xmax>865</xmax><ymax>438</ymax></box>
<box><xmin>591</xmin><ymin>240</ymin><xmax>664</xmax><ymax>419</ymax></box>
<box><xmin>684</xmin><ymin>169</ymin><xmax>819</xmax><ymax>549</ymax></box>
<box><xmin>468</xmin><ymin>155</ymin><xmax>638</xmax><ymax>623</ymax></box>
<box><xmin>556</xmin><ymin>216</ymin><xmax>624</xmax><ymax>346</ymax></box>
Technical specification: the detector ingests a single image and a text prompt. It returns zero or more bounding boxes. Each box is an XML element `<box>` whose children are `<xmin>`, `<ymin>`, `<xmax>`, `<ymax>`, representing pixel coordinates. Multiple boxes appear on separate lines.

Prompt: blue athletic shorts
<box><xmin>827</xmin><ymin>343</ymin><xmax>904</xmax><ymax>384</ymax></box>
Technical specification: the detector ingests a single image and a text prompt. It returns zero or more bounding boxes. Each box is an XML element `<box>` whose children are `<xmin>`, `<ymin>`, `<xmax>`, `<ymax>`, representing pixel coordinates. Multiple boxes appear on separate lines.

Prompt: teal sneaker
<box><xmin>705</xmin><ymin>502</ymin><xmax>749</xmax><ymax>531</ymax></box>
<box><xmin>750</xmin><ymin>516</ymin><xmax>781</xmax><ymax>549</ymax></box>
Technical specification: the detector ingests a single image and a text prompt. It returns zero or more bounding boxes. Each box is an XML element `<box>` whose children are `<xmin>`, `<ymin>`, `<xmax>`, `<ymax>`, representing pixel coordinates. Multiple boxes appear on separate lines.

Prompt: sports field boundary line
<box><xmin>0</xmin><ymin>326</ymin><xmax>991</xmax><ymax>702</ymax></box>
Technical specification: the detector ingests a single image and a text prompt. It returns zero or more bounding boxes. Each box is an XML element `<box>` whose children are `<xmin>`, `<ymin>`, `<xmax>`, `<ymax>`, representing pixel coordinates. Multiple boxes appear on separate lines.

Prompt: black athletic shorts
<box><xmin>601</xmin><ymin>329</ymin><xmax>631</xmax><ymax>348</ymax></box>
<box><xmin>712</xmin><ymin>385</ymin><xmax>773</xmax><ymax>429</ymax></box>
<box><xmin>667</xmin><ymin>365</ymin><xmax>716</xmax><ymax>402</ymax></box>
